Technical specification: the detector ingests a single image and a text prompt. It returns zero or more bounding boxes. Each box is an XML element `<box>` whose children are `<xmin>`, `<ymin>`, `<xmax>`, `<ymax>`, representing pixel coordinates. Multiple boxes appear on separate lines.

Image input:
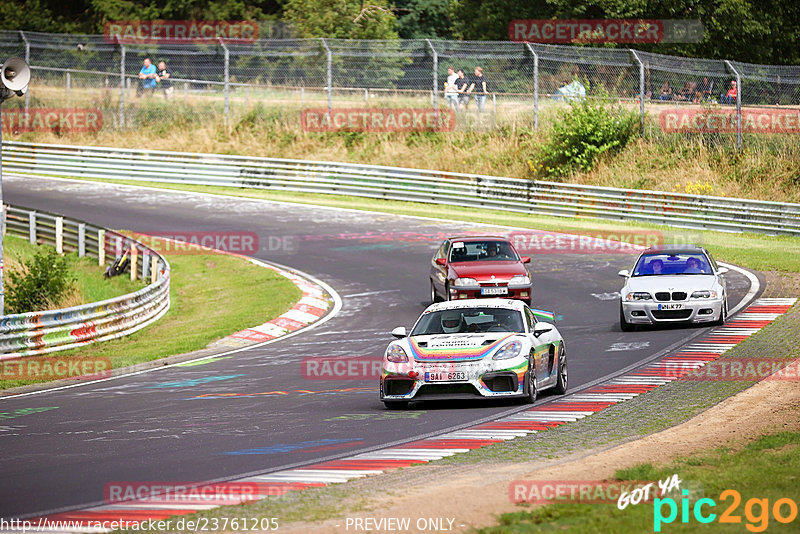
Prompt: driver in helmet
<box><xmin>441</xmin><ymin>309</ymin><xmax>465</xmax><ymax>333</ymax></box>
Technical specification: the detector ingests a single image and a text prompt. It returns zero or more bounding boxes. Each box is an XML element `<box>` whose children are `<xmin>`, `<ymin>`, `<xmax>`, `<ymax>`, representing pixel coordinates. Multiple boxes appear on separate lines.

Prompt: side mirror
<box><xmin>435</xmin><ymin>258</ymin><xmax>447</xmax><ymax>266</ymax></box>
<box><xmin>391</xmin><ymin>326</ymin><xmax>407</xmax><ymax>338</ymax></box>
<box><xmin>521</xmin><ymin>256</ymin><xmax>531</xmax><ymax>264</ymax></box>
<box><xmin>533</xmin><ymin>325</ymin><xmax>553</xmax><ymax>338</ymax></box>
<box><xmin>717</xmin><ymin>267</ymin><xmax>729</xmax><ymax>275</ymax></box>
<box><xmin>618</xmin><ymin>269</ymin><xmax>630</xmax><ymax>278</ymax></box>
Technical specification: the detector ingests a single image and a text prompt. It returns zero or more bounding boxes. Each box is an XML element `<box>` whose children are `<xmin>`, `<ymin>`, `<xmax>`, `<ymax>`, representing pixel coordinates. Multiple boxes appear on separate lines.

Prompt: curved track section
<box><xmin>0</xmin><ymin>176</ymin><xmax>760</xmax><ymax>519</ymax></box>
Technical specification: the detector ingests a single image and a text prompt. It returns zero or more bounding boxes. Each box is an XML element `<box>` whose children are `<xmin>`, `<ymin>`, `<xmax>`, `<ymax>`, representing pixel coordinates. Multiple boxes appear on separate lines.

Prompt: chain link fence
<box><xmin>2</xmin><ymin>30</ymin><xmax>800</xmax><ymax>147</ymax></box>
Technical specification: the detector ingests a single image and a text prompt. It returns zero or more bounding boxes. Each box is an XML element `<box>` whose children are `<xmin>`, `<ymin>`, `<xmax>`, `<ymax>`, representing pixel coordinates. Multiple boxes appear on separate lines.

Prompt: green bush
<box><xmin>530</xmin><ymin>90</ymin><xmax>640</xmax><ymax>179</ymax></box>
<box><xmin>6</xmin><ymin>249</ymin><xmax>75</xmax><ymax>314</ymax></box>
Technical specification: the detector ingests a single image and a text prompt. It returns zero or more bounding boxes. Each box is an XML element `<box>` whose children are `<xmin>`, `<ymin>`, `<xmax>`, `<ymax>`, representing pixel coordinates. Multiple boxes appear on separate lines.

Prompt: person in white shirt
<box><xmin>444</xmin><ymin>66</ymin><xmax>459</xmax><ymax>111</ymax></box>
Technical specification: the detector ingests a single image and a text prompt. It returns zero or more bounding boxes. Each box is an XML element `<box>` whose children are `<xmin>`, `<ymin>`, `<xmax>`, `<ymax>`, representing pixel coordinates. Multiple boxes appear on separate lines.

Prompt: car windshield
<box><xmin>632</xmin><ymin>253</ymin><xmax>712</xmax><ymax>276</ymax></box>
<box><xmin>411</xmin><ymin>308</ymin><xmax>525</xmax><ymax>335</ymax></box>
<box><xmin>449</xmin><ymin>240</ymin><xmax>519</xmax><ymax>262</ymax></box>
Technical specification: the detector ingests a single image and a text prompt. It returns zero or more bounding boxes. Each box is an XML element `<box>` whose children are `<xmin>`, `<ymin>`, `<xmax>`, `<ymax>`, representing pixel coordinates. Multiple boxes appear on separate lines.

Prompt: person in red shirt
<box><xmin>720</xmin><ymin>80</ymin><xmax>737</xmax><ymax>104</ymax></box>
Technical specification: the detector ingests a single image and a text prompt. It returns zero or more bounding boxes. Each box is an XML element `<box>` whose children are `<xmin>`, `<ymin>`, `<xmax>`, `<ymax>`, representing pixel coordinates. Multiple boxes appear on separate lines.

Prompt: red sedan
<box><xmin>429</xmin><ymin>236</ymin><xmax>533</xmax><ymax>304</ymax></box>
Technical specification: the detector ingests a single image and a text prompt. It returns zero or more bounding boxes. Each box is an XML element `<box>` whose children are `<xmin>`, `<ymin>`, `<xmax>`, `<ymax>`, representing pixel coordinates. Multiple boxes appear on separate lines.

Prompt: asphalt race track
<box><xmin>0</xmin><ymin>176</ymin><xmax>760</xmax><ymax>519</ymax></box>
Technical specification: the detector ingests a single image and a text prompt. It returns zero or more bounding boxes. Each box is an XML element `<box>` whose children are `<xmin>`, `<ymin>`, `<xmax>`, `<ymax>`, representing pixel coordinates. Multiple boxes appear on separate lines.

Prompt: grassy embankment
<box><xmin>7</xmin><ymin>83</ymin><xmax>800</xmax><ymax>203</ymax></box>
<box><xmin>0</xmin><ymin>235</ymin><xmax>301</xmax><ymax>390</ymax></box>
<box><xmin>481</xmin><ymin>431</ymin><xmax>800</xmax><ymax>533</ymax></box>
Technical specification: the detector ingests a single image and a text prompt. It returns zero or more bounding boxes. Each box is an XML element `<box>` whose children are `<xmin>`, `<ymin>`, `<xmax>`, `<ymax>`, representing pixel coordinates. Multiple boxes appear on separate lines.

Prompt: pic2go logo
<box><xmin>654</xmin><ymin>489</ymin><xmax>798</xmax><ymax>532</ymax></box>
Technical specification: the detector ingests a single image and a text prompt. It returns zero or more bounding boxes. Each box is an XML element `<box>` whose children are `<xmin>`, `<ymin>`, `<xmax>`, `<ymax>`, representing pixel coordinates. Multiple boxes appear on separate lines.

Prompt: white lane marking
<box><xmin>606</xmin><ymin>341</ymin><xmax>650</xmax><ymax>352</ymax></box>
<box><xmin>719</xmin><ymin>261</ymin><xmax>759</xmax><ymax>316</ymax></box>
<box><xmin>591</xmin><ymin>292</ymin><xmax>621</xmax><ymax>300</ymax></box>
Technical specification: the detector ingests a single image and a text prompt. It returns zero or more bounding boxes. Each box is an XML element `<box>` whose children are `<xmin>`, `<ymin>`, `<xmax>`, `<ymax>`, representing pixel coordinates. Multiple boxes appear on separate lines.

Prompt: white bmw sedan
<box><xmin>619</xmin><ymin>245</ymin><xmax>728</xmax><ymax>331</ymax></box>
<box><xmin>380</xmin><ymin>299</ymin><xmax>567</xmax><ymax>409</ymax></box>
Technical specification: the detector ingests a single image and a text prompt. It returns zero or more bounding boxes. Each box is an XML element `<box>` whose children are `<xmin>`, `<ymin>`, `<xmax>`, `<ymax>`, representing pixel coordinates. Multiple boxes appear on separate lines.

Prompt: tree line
<box><xmin>2</xmin><ymin>0</ymin><xmax>798</xmax><ymax>65</ymax></box>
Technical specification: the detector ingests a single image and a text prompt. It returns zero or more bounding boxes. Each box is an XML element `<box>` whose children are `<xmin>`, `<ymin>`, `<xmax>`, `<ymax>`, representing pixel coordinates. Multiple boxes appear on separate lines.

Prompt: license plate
<box><xmin>658</xmin><ymin>303</ymin><xmax>683</xmax><ymax>310</ymax></box>
<box><xmin>425</xmin><ymin>371</ymin><xmax>467</xmax><ymax>382</ymax></box>
<box><xmin>481</xmin><ymin>287</ymin><xmax>508</xmax><ymax>296</ymax></box>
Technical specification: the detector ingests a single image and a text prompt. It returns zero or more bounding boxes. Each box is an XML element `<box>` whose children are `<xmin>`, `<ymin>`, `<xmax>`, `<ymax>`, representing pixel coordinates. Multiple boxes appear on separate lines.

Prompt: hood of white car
<box><xmin>406</xmin><ymin>333</ymin><xmax>518</xmax><ymax>361</ymax></box>
<box><xmin>625</xmin><ymin>274</ymin><xmax>717</xmax><ymax>293</ymax></box>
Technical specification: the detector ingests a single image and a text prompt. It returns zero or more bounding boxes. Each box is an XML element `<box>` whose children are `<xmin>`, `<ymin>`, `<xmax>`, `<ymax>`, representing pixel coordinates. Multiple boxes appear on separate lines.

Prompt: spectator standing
<box><xmin>137</xmin><ymin>58</ymin><xmax>157</xmax><ymax>97</ymax></box>
<box><xmin>720</xmin><ymin>80</ymin><xmax>737</xmax><ymax>104</ymax></box>
<box><xmin>454</xmin><ymin>69</ymin><xmax>469</xmax><ymax>110</ymax></box>
<box><xmin>468</xmin><ymin>66</ymin><xmax>488</xmax><ymax>112</ymax></box>
<box><xmin>444</xmin><ymin>66</ymin><xmax>459</xmax><ymax>110</ymax></box>
<box><xmin>157</xmin><ymin>61</ymin><xmax>173</xmax><ymax>100</ymax></box>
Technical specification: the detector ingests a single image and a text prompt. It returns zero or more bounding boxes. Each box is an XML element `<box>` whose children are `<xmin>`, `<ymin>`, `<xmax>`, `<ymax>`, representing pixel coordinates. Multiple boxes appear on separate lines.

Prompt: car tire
<box><xmin>713</xmin><ymin>297</ymin><xmax>728</xmax><ymax>326</ymax></box>
<box><xmin>523</xmin><ymin>298</ymin><xmax>532</xmax><ymax>306</ymax></box>
<box><xmin>430</xmin><ymin>280</ymin><xmax>441</xmax><ymax>303</ymax></box>
<box><xmin>444</xmin><ymin>282</ymin><xmax>452</xmax><ymax>301</ymax></box>
<box><xmin>520</xmin><ymin>367</ymin><xmax>538</xmax><ymax>404</ymax></box>
<box><xmin>620</xmin><ymin>304</ymin><xmax>634</xmax><ymax>332</ymax></box>
<box><xmin>554</xmin><ymin>344</ymin><xmax>568</xmax><ymax>395</ymax></box>
<box><xmin>383</xmin><ymin>401</ymin><xmax>408</xmax><ymax>410</ymax></box>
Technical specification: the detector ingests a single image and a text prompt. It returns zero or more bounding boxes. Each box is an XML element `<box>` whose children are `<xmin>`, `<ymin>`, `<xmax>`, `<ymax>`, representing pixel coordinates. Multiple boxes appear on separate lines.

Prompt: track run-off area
<box><xmin>0</xmin><ymin>175</ymin><xmax>764</xmax><ymax>523</ymax></box>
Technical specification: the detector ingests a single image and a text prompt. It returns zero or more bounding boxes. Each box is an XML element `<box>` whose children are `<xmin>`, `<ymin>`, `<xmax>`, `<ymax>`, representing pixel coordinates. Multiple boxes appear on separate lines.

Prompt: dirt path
<box><xmin>281</xmin><ymin>369</ymin><xmax>800</xmax><ymax>533</ymax></box>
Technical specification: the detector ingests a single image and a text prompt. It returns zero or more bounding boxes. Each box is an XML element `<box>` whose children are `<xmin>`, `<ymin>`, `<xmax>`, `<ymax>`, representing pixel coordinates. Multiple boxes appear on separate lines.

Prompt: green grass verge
<box><xmin>4</xmin><ymin>234</ymin><xmax>142</xmax><ymax>308</ymax></box>
<box><xmin>32</xmin><ymin>175</ymin><xmax>800</xmax><ymax>273</ymax></box>
<box><xmin>0</xmin><ymin>246</ymin><xmax>302</xmax><ymax>390</ymax></box>
<box><xmin>481</xmin><ymin>431</ymin><xmax>800</xmax><ymax>533</ymax></box>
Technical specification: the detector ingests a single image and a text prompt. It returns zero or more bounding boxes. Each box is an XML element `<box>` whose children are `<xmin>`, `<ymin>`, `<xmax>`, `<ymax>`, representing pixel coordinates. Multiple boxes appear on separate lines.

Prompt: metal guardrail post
<box><xmin>78</xmin><ymin>223</ymin><xmax>85</xmax><ymax>257</ymax></box>
<box><xmin>19</xmin><ymin>31</ymin><xmax>30</xmax><ymax>113</ymax></box>
<box><xmin>321</xmin><ymin>38</ymin><xmax>332</xmax><ymax>114</ymax></box>
<box><xmin>219</xmin><ymin>38</ymin><xmax>230</xmax><ymax>121</ymax></box>
<box><xmin>117</xmin><ymin>38</ymin><xmax>125</xmax><ymax>127</ymax></box>
<box><xmin>426</xmin><ymin>39</ymin><xmax>438</xmax><ymax>115</ymax></box>
<box><xmin>55</xmin><ymin>216</ymin><xmax>63</xmax><ymax>253</ymax></box>
<box><xmin>150</xmin><ymin>256</ymin><xmax>158</xmax><ymax>284</ymax></box>
<box><xmin>525</xmin><ymin>43</ymin><xmax>539</xmax><ymax>130</ymax></box>
<box><xmin>28</xmin><ymin>211</ymin><xmax>35</xmax><ymax>244</ymax></box>
<box><xmin>66</xmin><ymin>72</ymin><xmax>70</xmax><ymax>96</ymax></box>
<box><xmin>630</xmin><ymin>49</ymin><xmax>645</xmax><ymax>137</ymax></box>
<box><xmin>725</xmin><ymin>60</ymin><xmax>742</xmax><ymax>150</ymax></box>
<box><xmin>130</xmin><ymin>243</ymin><xmax>137</xmax><ymax>281</ymax></box>
<box><xmin>98</xmin><ymin>229</ymin><xmax>105</xmax><ymax>266</ymax></box>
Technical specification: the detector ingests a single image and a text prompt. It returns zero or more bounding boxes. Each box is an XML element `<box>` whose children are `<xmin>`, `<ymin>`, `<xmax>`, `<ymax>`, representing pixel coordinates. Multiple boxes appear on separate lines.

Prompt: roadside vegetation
<box><xmin>480</xmin><ymin>430</ymin><xmax>800</xmax><ymax>533</ymax></box>
<box><xmin>0</xmin><ymin>236</ymin><xmax>301</xmax><ymax>390</ymax></box>
<box><xmin>10</xmin><ymin>90</ymin><xmax>800</xmax><ymax>203</ymax></box>
<box><xmin>4</xmin><ymin>234</ymin><xmax>140</xmax><ymax>314</ymax></box>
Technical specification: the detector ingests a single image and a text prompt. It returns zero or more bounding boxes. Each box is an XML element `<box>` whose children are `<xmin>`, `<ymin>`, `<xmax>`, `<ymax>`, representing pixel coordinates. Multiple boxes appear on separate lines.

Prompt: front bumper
<box><xmin>621</xmin><ymin>298</ymin><xmax>724</xmax><ymax>324</ymax></box>
<box><xmin>380</xmin><ymin>358</ymin><xmax>528</xmax><ymax>402</ymax></box>
<box><xmin>448</xmin><ymin>284</ymin><xmax>532</xmax><ymax>302</ymax></box>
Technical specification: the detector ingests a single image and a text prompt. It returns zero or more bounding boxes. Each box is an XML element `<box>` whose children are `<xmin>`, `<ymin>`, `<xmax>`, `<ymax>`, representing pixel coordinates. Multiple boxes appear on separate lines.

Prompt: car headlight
<box><xmin>453</xmin><ymin>277</ymin><xmax>478</xmax><ymax>287</ymax></box>
<box><xmin>493</xmin><ymin>340</ymin><xmax>523</xmax><ymax>360</ymax></box>
<box><xmin>625</xmin><ymin>292</ymin><xmax>652</xmax><ymax>301</ymax></box>
<box><xmin>509</xmin><ymin>275</ymin><xmax>531</xmax><ymax>285</ymax></box>
<box><xmin>385</xmin><ymin>345</ymin><xmax>408</xmax><ymax>363</ymax></box>
<box><xmin>690</xmin><ymin>290</ymin><xmax>718</xmax><ymax>299</ymax></box>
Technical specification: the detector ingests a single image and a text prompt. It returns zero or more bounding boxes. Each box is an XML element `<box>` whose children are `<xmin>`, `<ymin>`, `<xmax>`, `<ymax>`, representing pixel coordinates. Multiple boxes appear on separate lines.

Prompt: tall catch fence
<box><xmin>2</xmin><ymin>30</ymin><xmax>800</xmax><ymax>147</ymax></box>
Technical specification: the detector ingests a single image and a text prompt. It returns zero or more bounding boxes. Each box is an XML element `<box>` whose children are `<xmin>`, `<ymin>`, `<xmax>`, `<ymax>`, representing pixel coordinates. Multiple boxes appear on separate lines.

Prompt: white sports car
<box><xmin>619</xmin><ymin>245</ymin><xmax>728</xmax><ymax>331</ymax></box>
<box><xmin>380</xmin><ymin>299</ymin><xmax>567</xmax><ymax>408</ymax></box>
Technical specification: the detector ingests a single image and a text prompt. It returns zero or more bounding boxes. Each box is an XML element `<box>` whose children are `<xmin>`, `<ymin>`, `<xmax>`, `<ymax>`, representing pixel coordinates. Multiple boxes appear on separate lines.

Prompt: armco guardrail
<box><xmin>3</xmin><ymin>141</ymin><xmax>800</xmax><ymax>236</ymax></box>
<box><xmin>0</xmin><ymin>205</ymin><xmax>170</xmax><ymax>360</ymax></box>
